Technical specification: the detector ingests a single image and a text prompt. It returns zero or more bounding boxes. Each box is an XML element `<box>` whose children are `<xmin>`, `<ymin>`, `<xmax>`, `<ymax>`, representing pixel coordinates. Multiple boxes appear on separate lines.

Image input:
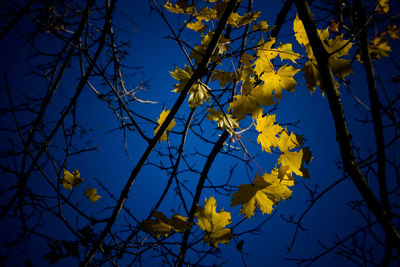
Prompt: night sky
<box><xmin>0</xmin><ymin>0</ymin><xmax>399</xmax><ymax>266</ymax></box>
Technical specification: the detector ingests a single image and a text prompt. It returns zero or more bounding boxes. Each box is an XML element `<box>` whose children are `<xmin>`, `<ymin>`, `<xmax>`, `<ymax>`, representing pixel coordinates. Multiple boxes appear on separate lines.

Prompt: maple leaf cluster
<box><xmin>61</xmin><ymin>169</ymin><xmax>101</xmax><ymax>204</ymax></box>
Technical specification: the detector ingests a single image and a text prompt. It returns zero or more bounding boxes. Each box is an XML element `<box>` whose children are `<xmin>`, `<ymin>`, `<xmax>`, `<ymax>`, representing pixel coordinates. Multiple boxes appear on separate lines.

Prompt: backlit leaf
<box><xmin>276</xmin><ymin>131</ymin><xmax>312</xmax><ymax>178</ymax></box>
<box><xmin>211</xmin><ymin>70</ymin><xmax>233</xmax><ymax>88</ymax></box>
<box><xmin>62</xmin><ymin>169</ymin><xmax>83</xmax><ymax>190</ymax></box>
<box><xmin>170</xmin><ymin>66</ymin><xmax>210</xmax><ymax>108</ymax></box>
<box><xmin>195</xmin><ymin>196</ymin><xmax>233</xmax><ymax>248</ymax></box>
<box><xmin>154</xmin><ymin>109</ymin><xmax>176</xmax><ymax>141</ymax></box>
<box><xmin>188</xmin><ymin>81</ymin><xmax>211</xmax><ymax>108</ymax></box>
<box><xmin>276</xmin><ymin>43</ymin><xmax>300</xmax><ymax>63</ymax></box>
<box><xmin>164</xmin><ymin>0</ymin><xmax>196</xmax><ymax>15</ymax></box>
<box><xmin>259</xmin><ymin>65</ymin><xmax>299</xmax><ymax>100</ymax></box>
<box><xmin>228</xmin><ymin>11</ymin><xmax>261</xmax><ymax>27</ymax></box>
<box><xmin>207</xmin><ymin>108</ymin><xmax>239</xmax><ymax>134</ymax></box>
<box><xmin>231</xmin><ymin>172</ymin><xmax>293</xmax><ymax>219</ymax></box>
<box><xmin>377</xmin><ymin>0</ymin><xmax>390</xmax><ymax>14</ymax></box>
<box><xmin>84</xmin><ymin>186</ymin><xmax>101</xmax><ymax>203</ymax></box>
<box><xmin>228</xmin><ymin>94</ymin><xmax>262</xmax><ymax>120</ymax></box>
<box><xmin>143</xmin><ymin>211</ymin><xmax>192</xmax><ymax>237</ymax></box>
<box><xmin>293</xmin><ymin>14</ymin><xmax>353</xmax><ymax>92</ymax></box>
<box><xmin>186</xmin><ymin>20</ymin><xmax>207</xmax><ymax>32</ymax></box>
<box><xmin>252</xmin><ymin>20</ymin><xmax>269</xmax><ymax>32</ymax></box>
<box><xmin>293</xmin><ymin>14</ymin><xmax>308</xmax><ymax>46</ymax></box>
<box><xmin>384</xmin><ymin>25</ymin><xmax>400</xmax><ymax>39</ymax></box>
<box><xmin>255</xmin><ymin>113</ymin><xmax>283</xmax><ymax>153</ymax></box>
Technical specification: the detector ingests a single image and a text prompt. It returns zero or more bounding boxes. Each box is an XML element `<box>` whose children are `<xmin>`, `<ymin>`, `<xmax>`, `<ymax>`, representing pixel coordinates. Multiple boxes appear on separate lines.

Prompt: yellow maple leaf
<box><xmin>186</xmin><ymin>20</ymin><xmax>207</xmax><ymax>32</ymax></box>
<box><xmin>384</xmin><ymin>25</ymin><xmax>400</xmax><ymax>40</ymax></box>
<box><xmin>251</xmin><ymin>82</ymin><xmax>275</xmax><ymax>106</ymax></box>
<box><xmin>231</xmin><ymin>172</ymin><xmax>293</xmax><ymax>219</ymax></box>
<box><xmin>228</xmin><ymin>76</ymin><xmax>263</xmax><ymax>120</ymax></box>
<box><xmin>377</xmin><ymin>0</ymin><xmax>390</xmax><ymax>14</ymax></box>
<box><xmin>143</xmin><ymin>211</ymin><xmax>192</xmax><ymax>237</ymax></box>
<box><xmin>207</xmin><ymin>108</ymin><xmax>239</xmax><ymax>134</ymax></box>
<box><xmin>278</xmin><ymin>150</ymin><xmax>305</xmax><ymax>177</ymax></box>
<box><xmin>211</xmin><ymin>70</ymin><xmax>233</xmax><ymax>88</ymax></box>
<box><xmin>252</xmin><ymin>20</ymin><xmax>270</xmax><ymax>32</ymax></box>
<box><xmin>303</xmin><ymin>59</ymin><xmax>321</xmax><ymax>92</ymax></box>
<box><xmin>188</xmin><ymin>81</ymin><xmax>211</xmax><ymax>108</ymax></box>
<box><xmin>276</xmin><ymin>130</ymin><xmax>302</xmax><ymax>151</ymax></box>
<box><xmin>325</xmin><ymin>34</ymin><xmax>354</xmax><ymax>57</ymax></box>
<box><xmin>253</xmin><ymin>53</ymin><xmax>274</xmax><ymax>75</ymax></box>
<box><xmin>197</xmin><ymin>6</ymin><xmax>219</xmax><ymax>22</ymax></box>
<box><xmin>61</xmin><ymin>169</ymin><xmax>83</xmax><ymax>190</ymax></box>
<box><xmin>164</xmin><ymin>0</ymin><xmax>196</xmax><ymax>15</ymax></box>
<box><xmin>170</xmin><ymin>65</ymin><xmax>192</xmax><ymax>92</ymax></box>
<box><xmin>254</xmin><ymin>113</ymin><xmax>283</xmax><ymax>153</ymax></box>
<box><xmin>195</xmin><ymin>196</ymin><xmax>233</xmax><ymax>248</ymax></box>
<box><xmin>190</xmin><ymin>32</ymin><xmax>231</xmax><ymax>64</ymax></box>
<box><xmin>228</xmin><ymin>94</ymin><xmax>263</xmax><ymax>120</ymax></box>
<box><xmin>259</xmin><ymin>65</ymin><xmax>299</xmax><ymax>100</ymax></box>
<box><xmin>84</xmin><ymin>186</ymin><xmax>101</xmax><ymax>203</ymax></box>
<box><xmin>276</xmin><ymin>131</ymin><xmax>312</xmax><ymax>178</ymax></box>
<box><xmin>293</xmin><ymin>14</ymin><xmax>308</xmax><ymax>46</ymax></box>
<box><xmin>154</xmin><ymin>109</ymin><xmax>176</xmax><ymax>141</ymax></box>
<box><xmin>228</xmin><ymin>11</ymin><xmax>261</xmax><ymax>28</ymax></box>
<box><xmin>170</xmin><ymin>66</ymin><xmax>210</xmax><ymax>108</ymax></box>
<box><xmin>370</xmin><ymin>35</ymin><xmax>392</xmax><ymax>58</ymax></box>
<box><xmin>276</xmin><ymin>43</ymin><xmax>300</xmax><ymax>63</ymax></box>
<box><xmin>293</xmin><ymin>14</ymin><xmax>353</xmax><ymax>92</ymax></box>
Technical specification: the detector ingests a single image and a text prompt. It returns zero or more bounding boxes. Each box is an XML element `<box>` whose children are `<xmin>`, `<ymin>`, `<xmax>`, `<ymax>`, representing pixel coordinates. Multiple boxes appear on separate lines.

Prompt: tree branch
<box><xmin>294</xmin><ymin>0</ymin><xmax>400</xmax><ymax>251</ymax></box>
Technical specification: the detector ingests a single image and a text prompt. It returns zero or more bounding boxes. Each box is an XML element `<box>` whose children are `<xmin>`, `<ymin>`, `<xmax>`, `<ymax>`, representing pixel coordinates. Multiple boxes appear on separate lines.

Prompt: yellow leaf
<box><xmin>253</xmin><ymin>53</ymin><xmax>274</xmax><ymax>75</ymax></box>
<box><xmin>293</xmin><ymin>14</ymin><xmax>308</xmax><ymax>46</ymax></box>
<box><xmin>231</xmin><ymin>172</ymin><xmax>293</xmax><ymax>219</ymax></box>
<box><xmin>377</xmin><ymin>0</ymin><xmax>390</xmax><ymax>14</ymax></box>
<box><xmin>228</xmin><ymin>93</ymin><xmax>262</xmax><ymax>120</ymax></box>
<box><xmin>276</xmin><ymin>43</ymin><xmax>300</xmax><ymax>63</ymax></box>
<box><xmin>276</xmin><ymin>130</ymin><xmax>302</xmax><ymax>151</ymax></box>
<box><xmin>276</xmin><ymin>131</ymin><xmax>312</xmax><ymax>178</ymax></box>
<box><xmin>384</xmin><ymin>25</ymin><xmax>400</xmax><ymax>39</ymax></box>
<box><xmin>330</xmin><ymin>58</ymin><xmax>352</xmax><ymax>79</ymax></box>
<box><xmin>143</xmin><ymin>211</ymin><xmax>192</xmax><ymax>237</ymax></box>
<box><xmin>164</xmin><ymin>0</ymin><xmax>196</xmax><ymax>15</ymax></box>
<box><xmin>207</xmin><ymin>108</ymin><xmax>239</xmax><ymax>134</ymax></box>
<box><xmin>170</xmin><ymin>66</ymin><xmax>210</xmax><ymax>108</ymax></box>
<box><xmin>228</xmin><ymin>11</ymin><xmax>261</xmax><ymax>28</ymax></box>
<box><xmin>84</xmin><ymin>186</ymin><xmax>101</xmax><ymax>203</ymax></box>
<box><xmin>259</xmin><ymin>65</ymin><xmax>299</xmax><ymax>100</ymax></box>
<box><xmin>256</xmin><ymin>38</ymin><xmax>277</xmax><ymax>59</ymax></box>
<box><xmin>303</xmin><ymin>59</ymin><xmax>320</xmax><ymax>93</ymax></box>
<box><xmin>195</xmin><ymin>196</ymin><xmax>233</xmax><ymax>248</ymax></box>
<box><xmin>371</xmin><ymin>35</ymin><xmax>392</xmax><ymax>58</ymax></box>
<box><xmin>325</xmin><ymin>34</ymin><xmax>353</xmax><ymax>57</ymax></box>
<box><xmin>251</xmin><ymin>82</ymin><xmax>275</xmax><ymax>106</ymax></box>
<box><xmin>252</xmin><ymin>20</ymin><xmax>269</xmax><ymax>32</ymax></box>
<box><xmin>240</xmin><ymin>53</ymin><xmax>255</xmax><ymax>67</ymax></box>
<box><xmin>188</xmin><ymin>81</ymin><xmax>210</xmax><ymax>108</ymax></box>
<box><xmin>294</xmin><ymin>14</ymin><xmax>353</xmax><ymax>92</ymax></box>
<box><xmin>278</xmin><ymin>150</ymin><xmax>304</xmax><ymax>177</ymax></box>
<box><xmin>186</xmin><ymin>20</ymin><xmax>207</xmax><ymax>32</ymax></box>
<box><xmin>254</xmin><ymin>113</ymin><xmax>283</xmax><ymax>153</ymax></box>
<box><xmin>211</xmin><ymin>70</ymin><xmax>233</xmax><ymax>88</ymax></box>
<box><xmin>62</xmin><ymin>169</ymin><xmax>83</xmax><ymax>190</ymax></box>
<box><xmin>190</xmin><ymin>32</ymin><xmax>231</xmax><ymax>64</ymax></box>
<box><xmin>170</xmin><ymin>65</ymin><xmax>192</xmax><ymax>92</ymax></box>
<box><xmin>197</xmin><ymin>7</ymin><xmax>219</xmax><ymax>22</ymax></box>
<box><xmin>154</xmin><ymin>109</ymin><xmax>176</xmax><ymax>141</ymax></box>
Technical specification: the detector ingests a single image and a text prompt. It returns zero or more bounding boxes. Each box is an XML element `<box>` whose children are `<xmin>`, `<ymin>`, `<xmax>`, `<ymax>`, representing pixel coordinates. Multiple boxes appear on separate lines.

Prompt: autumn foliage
<box><xmin>0</xmin><ymin>0</ymin><xmax>399</xmax><ymax>266</ymax></box>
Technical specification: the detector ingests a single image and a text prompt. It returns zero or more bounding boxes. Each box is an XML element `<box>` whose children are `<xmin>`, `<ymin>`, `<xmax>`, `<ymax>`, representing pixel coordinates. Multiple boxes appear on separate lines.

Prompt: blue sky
<box><xmin>1</xmin><ymin>0</ymin><xmax>399</xmax><ymax>266</ymax></box>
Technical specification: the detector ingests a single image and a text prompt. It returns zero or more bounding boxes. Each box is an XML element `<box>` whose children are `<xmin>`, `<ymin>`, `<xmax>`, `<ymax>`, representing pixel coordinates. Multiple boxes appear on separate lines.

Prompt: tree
<box><xmin>0</xmin><ymin>0</ymin><xmax>399</xmax><ymax>266</ymax></box>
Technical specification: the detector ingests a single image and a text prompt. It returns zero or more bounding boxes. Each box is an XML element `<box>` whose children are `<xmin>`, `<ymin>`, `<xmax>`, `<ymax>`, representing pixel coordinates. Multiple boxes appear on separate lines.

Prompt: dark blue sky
<box><xmin>1</xmin><ymin>0</ymin><xmax>399</xmax><ymax>266</ymax></box>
